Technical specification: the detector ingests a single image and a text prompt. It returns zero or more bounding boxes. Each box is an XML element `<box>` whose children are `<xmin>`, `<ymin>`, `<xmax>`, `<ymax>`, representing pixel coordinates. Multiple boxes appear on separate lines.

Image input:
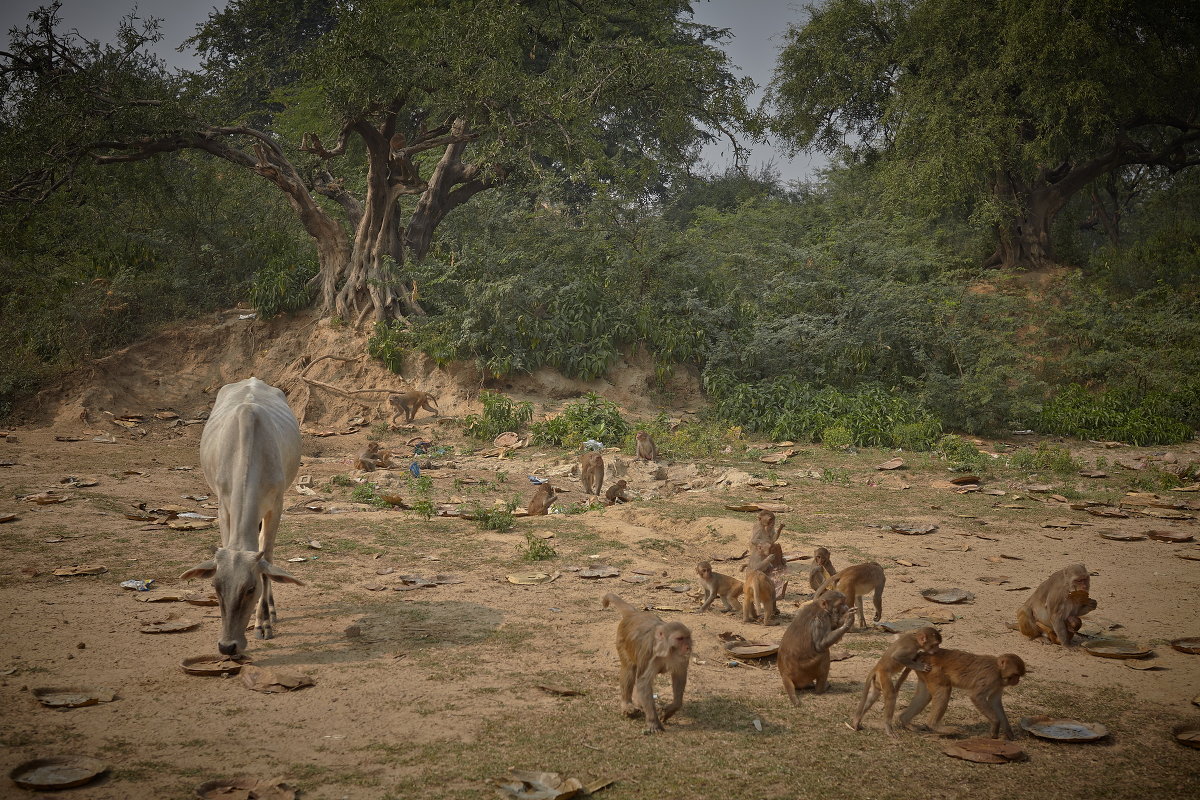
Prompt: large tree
<box><xmin>769</xmin><ymin>0</ymin><xmax>1200</xmax><ymax>269</ymax></box>
<box><xmin>1</xmin><ymin>0</ymin><xmax>757</xmax><ymax>322</ymax></box>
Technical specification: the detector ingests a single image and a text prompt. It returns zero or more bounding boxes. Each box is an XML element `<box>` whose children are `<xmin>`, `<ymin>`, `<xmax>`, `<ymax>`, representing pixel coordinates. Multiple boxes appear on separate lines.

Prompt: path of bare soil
<box><xmin>0</xmin><ymin>325</ymin><xmax>1198</xmax><ymax>798</ymax></box>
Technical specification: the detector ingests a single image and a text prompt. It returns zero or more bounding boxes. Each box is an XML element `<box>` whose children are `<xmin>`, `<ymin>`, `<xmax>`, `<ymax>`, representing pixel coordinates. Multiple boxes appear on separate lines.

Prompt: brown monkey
<box><xmin>635</xmin><ymin>431</ymin><xmax>658</xmax><ymax>462</ymax></box>
<box><xmin>389</xmin><ymin>390</ymin><xmax>439</xmax><ymax>426</ymax></box>
<box><xmin>750</xmin><ymin>510</ymin><xmax>780</xmax><ymax>546</ymax></box>
<box><xmin>899</xmin><ymin>649</ymin><xmax>1026</xmax><ymax>739</ymax></box>
<box><xmin>1036</xmin><ymin>590</ymin><xmax>1096</xmax><ymax>644</ymax></box>
<box><xmin>696</xmin><ymin>561</ymin><xmax>743</xmax><ymax>613</ymax></box>
<box><xmin>816</xmin><ymin>562</ymin><xmax>885</xmax><ymax>629</ymax></box>
<box><xmin>602</xmin><ymin>593</ymin><xmax>691</xmax><ymax>734</ymax></box>
<box><xmin>741</xmin><ymin>569</ymin><xmax>777</xmax><ymax>625</ymax></box>
<box><xmin>527</xmin><ymin>483</ymin><xmax>559</xmax><ymax>516</ymax></box>
<box><xmin>747</xmin><ymin>539</ymin><xmax>786</xmax><ymax>574</ymax></box>
<box><xmin>808</xmin><ymin>547</ymin><xmax>836</xmax><ymax>591</ymax></box>
<box><xmin>580</xmin><ymin>451</ymin><xmax>605</xmax><ymax>496</ymax></box>
<box><xmin>1015</xmin><ymin>563</ymin><xmax>1092</xmax><ymax>647</ymax></box>
<box><xmin>604</xmin><ymin>479</ymin><xmax>630</xmax><ymax>505</ymax></box>
<box><xmin>354</xmin><ymin>441</ymin><xmax>392</xmax><ymax>471</ymax></box>
<box><xmin>850</xmin><ymin>627</ymin><xmax>942</xmax><ymax>736</ymax></box>
<box><xmin>777</xmin><ymin>589</ymin><xmax>856</xmax><ymax>705</ymax></box>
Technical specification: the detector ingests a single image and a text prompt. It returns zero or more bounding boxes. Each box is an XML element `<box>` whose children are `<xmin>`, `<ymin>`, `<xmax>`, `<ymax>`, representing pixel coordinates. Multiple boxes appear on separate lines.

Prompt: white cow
<box><xmin>181</xmin><ymin>377</ymin><xmax>303</xmax><ymax>656</ymax></box>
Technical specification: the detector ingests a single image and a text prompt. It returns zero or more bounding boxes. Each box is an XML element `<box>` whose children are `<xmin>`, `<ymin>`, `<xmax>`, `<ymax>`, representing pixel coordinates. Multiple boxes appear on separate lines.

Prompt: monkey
<box><xmin>741</xmin><ymin>569</ymin><xmax>777</xmax><ymax>625</ymax></box>
<box><xmin>696</xmin><ymin>561</ymin><xmax>743</xmax><ymax>613</ymax></box>
<box><xmin>354</xmin><ymin>441</ymin><xmax>392</xmax><ymax>472</ymax></box>
<box><xmin>580</xmin><ymin>451</ymin><xmax>605</xmax><ymax>496</ymax></box>
<box><xmin>808</xmin><ymin>547</ymin><xmax>836</xmax><ymax>592</ymax></box>
<box><xmin>1015</xmin><ymin>563</ymin><xmax>1092</xmax><ymax>647</ymax></box>
<box><xmin>748</xmin><ymin>510</ymin><xmax>786</xmax><ymax>572</ymax></box>
<box><xmin>389</xmin><ymin>390</ymin><xmax>439</xmax><ymax>426</ymax></box>
<box><xmin>750</xmin><ymin>510</ymin><xmax>781</xmax><ymax>547</ymax></box>
<box><xmin>1035</xmin><ymin>590</ymin><xmax>1096</xmax><ymax>644</ymax></box>
<box><xmin>777</xmin><ymin>589</ymin><xmax>856</xmax><ymax>705</ymax></box>
<box><xmin>849</xmin><ymin>626</ymin><xmax>943</xmax><ymax>736</ymax></box>
<box><xmin>816</xmin><ymin>562</ymin><xmax>885</xmax><ymax>629</ymax></box>
<box><xmin>635</xmin><ymin>431</ymin><xmax>658</xmax><ymax>462</ymax></box>
<box><xmin>527</xmin><ymin>483</ymin><xmax>559</xmax><ymax>516</ymax></box>
<box><xmin>601</xmin><ymin>593</ymin><xmax>691</xmax><ymax>734</ymax></box>
<box><xmin>899</xmin><ymin>649</ymin><xmax>1026</xmax><ymax>739</ymax></box>
<box><xmin>604</xmin><ymin>479</ymin><xmax>630</xmax><ymax>505</ymax></box>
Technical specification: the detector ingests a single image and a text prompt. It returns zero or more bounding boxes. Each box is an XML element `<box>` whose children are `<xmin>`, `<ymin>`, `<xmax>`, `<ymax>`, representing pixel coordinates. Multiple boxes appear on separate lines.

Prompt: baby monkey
<box><xmin>696</xmin><ymin>561</ymin><xmax>743</xmax><ymax>613</ymax></box>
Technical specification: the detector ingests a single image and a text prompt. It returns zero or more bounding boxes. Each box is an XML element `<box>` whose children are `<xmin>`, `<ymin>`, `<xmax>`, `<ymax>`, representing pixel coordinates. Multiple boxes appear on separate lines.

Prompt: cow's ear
<box><xmin>181</xmin><ymin>560</ymin><xmax>216</xmax><ymax>581</ymax></box>
<box><xmin>261</xmin><ymin>559</ymin><xmax>305</xmax><ymax>586</ymax></box>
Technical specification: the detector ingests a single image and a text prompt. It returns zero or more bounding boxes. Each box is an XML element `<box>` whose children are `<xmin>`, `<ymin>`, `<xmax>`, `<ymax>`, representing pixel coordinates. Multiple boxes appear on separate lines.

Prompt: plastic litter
<box><xmin>528</xmin><ymin>476</ymin><xmax>548</xmax><ymax>485</ymax></box>
<box><xmin>583</xmin><ymin>439</ymin><xmax>604</xmax><ymax>451</ymax></box>
<box><xmin>409</xmin><ymin>461</ymin><xmax>421</xmax><ymax>477</ymax></box>
<box><xmin>119</xmin><ymin>579</ymin><xmax>155</xmax><ymax>592</ymax></box>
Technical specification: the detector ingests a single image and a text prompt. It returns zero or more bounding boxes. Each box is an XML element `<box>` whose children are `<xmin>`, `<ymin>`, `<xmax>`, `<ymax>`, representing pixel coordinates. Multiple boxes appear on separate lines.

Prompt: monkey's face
<box><xmin>998</xmin><ymin>655</ymin><xmax>1026</xmax><ymax>685</ymax></box>
<box><xmin>917</xmin><ymin>628</ymin><xmax>943</xmax><ymax>652</ymax></box>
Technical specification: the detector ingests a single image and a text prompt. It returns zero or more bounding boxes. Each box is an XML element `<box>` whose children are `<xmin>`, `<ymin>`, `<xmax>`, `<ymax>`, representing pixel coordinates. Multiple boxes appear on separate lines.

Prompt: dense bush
<box><xmin>1034</xmin><ymin>384</ymin><xmax>1194</xmax><ymax>446</ymax></box>
<box><xmin>531</xmin><ymin>392</ymin><xmax>630</xmax><ymax>448</ymax></box>
<box><xmin>462</xmin><ymin>391</ymin><xmax>534</xmax><ymax>441</ymax></box>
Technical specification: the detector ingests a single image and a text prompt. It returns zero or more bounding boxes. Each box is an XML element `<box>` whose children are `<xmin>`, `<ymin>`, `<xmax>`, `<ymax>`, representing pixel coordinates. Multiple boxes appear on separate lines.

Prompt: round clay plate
<box><xmin>10</xmin><ymin>756</ymin><xmax>107</xmax><ymax>790</ymax></box>
<box><xmin>185</xmin><ymin>592</ymin><xmax>218</xmax><ymax>606</ymax></box>
<box><xmin>921</xmin><ymin>588</ymin><xmax>974</xmax><ymax>604</ymax></box>
<box><xmin>493</xmin><ymin>432</ymin><xmax>520</xmax><ymax>448</ymax></box>
<box><xmin>31</xmin><ymin>687</ymin><xmax>116</xmax><ymax>708</ymax></box>
<box><xmin>725</xmin><ymin>643</ymin><xmax>779</xmax><ymax>659</ymax></box>
<box><xmin>140</xmin><ymin>620</ymin><xmax>202</xmax><ymax>634</ymax></box>
<box><xmin>1173</xmin><ymin>725</ymin><xmax>1200</xmax><ymax>750</ymax></box>
<box><xmin>1148</xmin><ymin>530</ymin><xmax>1193</xmax><ymax>543</ymax></box>
<box><xmin>1100</xmin><ymin>531</ymin><xmax>1146</xmax><ymax>541</ymax></box>
<box><xmin>1019</xmin><ymin>716</ymin><xmax>1108</xmax><ymax>742</ymax></box>
<box><xmin>1083</xmin><ymin>639</ymin><xmax>1152</xmax><ymax>659</ymax></box>
<box><xmin>180</xmin><ymin>655</ymin><xmax>247</xmax><ymax>676</ymax></box>
<box><xmin>1170</xmin><ymin>637</ymin><xmax>1200</xmax><ymax>654</ymax></box>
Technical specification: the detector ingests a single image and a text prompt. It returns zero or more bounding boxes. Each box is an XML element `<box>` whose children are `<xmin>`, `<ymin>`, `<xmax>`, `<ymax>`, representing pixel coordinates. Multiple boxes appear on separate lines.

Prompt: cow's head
<box><xmin>181</xmin><ymin>548</ymin><xmax>303</xmax><ymax>656</ymax></box>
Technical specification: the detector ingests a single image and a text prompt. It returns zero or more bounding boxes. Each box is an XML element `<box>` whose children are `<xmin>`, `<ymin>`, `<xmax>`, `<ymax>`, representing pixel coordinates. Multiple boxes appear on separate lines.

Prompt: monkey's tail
<box><xmin>601</xmin><ymin>593</ymin><xmax>636</xmax><ymax>616</ymax></box>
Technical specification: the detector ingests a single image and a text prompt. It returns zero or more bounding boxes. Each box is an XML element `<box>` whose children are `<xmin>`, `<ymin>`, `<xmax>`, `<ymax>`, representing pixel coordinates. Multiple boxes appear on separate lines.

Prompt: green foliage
<box><xmin>405</xmin><ymin>473</ymin><xmax>435</xmax><ymax>521</ymax></box>
<box><xmin>1127</xmin><ymin>468</ymin><xmax>1183</xmax><ymax>493</ymax></box>
<box><xmin>350</xmin><ymin>482</ymin><xmax>390</xmax><ymax>508</ymax></box>
<box><xmin>821</xmin><ymin>426</ymin><xmax>853</xmax><ymax>450</ymax></box>
<box><xmin>462</xmin><ymin>391</ymin><xmax>533</xmax><ymax>441</ymax></box>
<box><xmin>562</xmin><ymin>499</ymin><xmax>606</xmax><ymax>515</ymax></box>
<box><xmin>329</xmin><ymin>474</ymin><xmax>355</xmax><ymax>487</ymax></box>
<box><xmin>249</xmin><ymin>250</ymin><xmax>318</xmax><ymax>319</ymax></box>
<box><xmin>470</xmin><ymin>499</ymin><xmax>518</xmax><ymax>533</ymax></box>
<box><xmin>1008</xmin><ymin>443</ymin><xmax>1081</xmax><ymax>475</ymax></box>
<box><xmin>630</xmin><ymin>414</ymin><xmax>745</xmax><ymax>461</ymax></box>
<box><xmin>893</xmin><ymin>420</ymin><xmax>943</xmax><ymax>451</ymax></box>
<box><xmin>820</xmin><ymin>467</ymin><xmax>852</xmax><ymax>486</ymax></box>
<box><xmin>531</xmin><ymin>393</ymin><xmax>630</xmax><ymax>448</ymax></box>
<box><xmin>518</xmin><ymin>532</ymin><xmax>556</xmax><ymax>562</ymax></box>
<box><xmin>1035</xmin><ymin>384</ymin><xmax>1193</xmax><ymax>446</ymax></box>
<box><xmin>935</xmin><ymin>435</ymin><xmax>989</xmax><ymax>472</ymax></box>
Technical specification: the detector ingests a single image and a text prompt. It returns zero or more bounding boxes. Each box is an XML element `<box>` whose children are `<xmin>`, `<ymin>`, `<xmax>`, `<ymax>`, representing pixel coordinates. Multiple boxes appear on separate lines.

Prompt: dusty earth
<box><xmin>1</xmin><ymin>316</ymin><xmax>1198</xmax><ymax>799</ymax></box>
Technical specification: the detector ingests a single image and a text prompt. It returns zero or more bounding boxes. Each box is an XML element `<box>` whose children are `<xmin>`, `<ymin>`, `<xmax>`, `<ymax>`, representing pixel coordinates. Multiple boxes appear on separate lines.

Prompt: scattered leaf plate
<box><xmin>180</xmin><ymin>655</ymin><xmax>247</xmax><ymax>676</ymax></box>
<box><xmin>194</xmin><ymin>777</ymin><xmax>296</xmax><ymax>799</ymax></box>
<box><xmin>725</xmin><ymin>643</ymin><xmax>779</xmax><ymax>659</ymax></box>
<box><xmin>1148</xmin><ymin>530</ymin><xmax>1193</xmax><ymax>543</ymax></box>
<box><xmin>1019</xmin><ymin>716</ymin><xmax>1108</xmax><ymax>742</ymax></box>
<box><xmin>9</xmin><ymin>756</ymin><xmax>107</xmax><ymax>790</ymax></box>
<box><xmin>1100</xmin><ymin>531</ymin><xmax>1145</xmax><ymax>541</ymax></box>
<box><xmin>921</xmin><ymin>588</ymin><xmax>975</xmax><ymax>604</ymax></box>
<box><xmin>1082</xmin><ymin>639</ymin><xmax>1152</xmax><ymax>659</ymax></box>
<box><xmin>1172</xmin><ymin>725</ymin><xmax>1200</xmax><ymax>750</ymax></box>
<box><xmin>1169</xmin><ymin>637</ymin><xmax>1200</xmax><ymax>654</ymax></box>
<box><xmin>140</xmin><ymin>620</ymin><xmax>201</xmax><ymax>634</ymax></box>
<box><xmin>942</xmin><ymin>738</ymin><xmax>1025</xmax><ymax>763</ymax></box>
<box><xmin>507</xmin><ymin>572</ymin><xmax>555</xmax><ymax>585</ymax></box>
<box><xmin>876</xmin><ymin>618</ymin><xmax>935</xmax><ymax>633</ymax></box>
<box><xmin>31</xmin><ymin>687</ymin><xmax>117</xmax><ymax>708</ymax></box>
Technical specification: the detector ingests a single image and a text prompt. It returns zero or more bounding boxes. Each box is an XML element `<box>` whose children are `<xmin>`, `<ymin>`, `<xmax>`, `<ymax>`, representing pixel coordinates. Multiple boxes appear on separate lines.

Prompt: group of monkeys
<box><xmin>527</xmin><ymin>430</ymin><xmax>659</xmax><ymax>514</ymax></box>
<box><xmin>607</xmin><ymin>507</ymin><xmax>1098</xmax><ymax>738</ymax></box>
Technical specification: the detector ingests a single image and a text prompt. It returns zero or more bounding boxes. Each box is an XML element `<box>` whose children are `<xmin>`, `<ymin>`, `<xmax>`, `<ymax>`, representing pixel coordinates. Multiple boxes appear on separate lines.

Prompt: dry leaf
<box><xmin>240</xmin><ymin>665</ymin><xmax>314</xmax><ymax>693</ymax></box>
<box><xmin>876</xmin><ymin>458</ymin><xmax>905</xmax><ymax>470</ymax></box>
<box><xmin>52</xmin><ymin>564</ymin><xmax>107</xmax><ymax>576</ymax></box>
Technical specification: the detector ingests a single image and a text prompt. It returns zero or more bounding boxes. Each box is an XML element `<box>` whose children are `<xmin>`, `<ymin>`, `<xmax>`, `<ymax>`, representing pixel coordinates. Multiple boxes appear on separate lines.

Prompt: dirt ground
<box><xmin>1</xmin><ymin>354</ymin><xmax>1199</xmax><ymax>798</ymax></box>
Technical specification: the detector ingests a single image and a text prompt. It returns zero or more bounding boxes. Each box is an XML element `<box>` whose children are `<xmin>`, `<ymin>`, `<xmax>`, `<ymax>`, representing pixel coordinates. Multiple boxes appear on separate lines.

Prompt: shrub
<box><xmin>531</xmin><ymin>392</ymin><xmax>630</xmax><ymax>448</ymax></box>
<box><xmin>518</xmin><ymin>532</ymin><xmax>557</xmax><ymax>561</ymax></box>
<box><xmin>463</xmin><ymin>391</ymin><xmax>534</xmax><ymax>441</ymax></box>
<box><xmin>935</xmin><ymin>435</ymin><xmax>988</xmax><ymax>472</ymax></box>
<box><xmin>350</xmin><ymin>482</ymin><xmax>390</xmax><ymax>508</ymax></box>
<box><xmin>1008</xmin><ymin>443</ymin><xmax>1080</xmax><ymax>474</ymax></box>
<box><xmin>470</xmin><ymin>499</ymin><xmax>518</xmax><ymax>532</ymax></box>
<box><xmin>248</xmin><ymin>253</ymin><xmax>318</xmax><ymax>319</ymax></box>
<box><xmin>892</xmin><ymin>420</ymin><xmax>943</xmax><ymax>451</ymax></box>
<box><xmin>1035</xmin><ymin>384</ymin><xmax>1193</xmax><ymax>446</ymax></box>
<box><xmin>822</xmin><ymin>425</ymin><xmax>853</xmax><ymax>450</ymax></box>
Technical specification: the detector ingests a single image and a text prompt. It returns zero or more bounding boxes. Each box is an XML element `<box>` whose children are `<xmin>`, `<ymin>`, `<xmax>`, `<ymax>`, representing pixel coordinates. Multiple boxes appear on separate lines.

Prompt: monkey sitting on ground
<box><xmin>696</xmin><ymin>561</ymin><xmax>742</xmax><ymax>613</ymax></box>
<box><xmin>899</xmin><ymin>649</ymin><xmax>1026</xmax><ymax>739</ymax></box>
<box><xmin>748</xmin><ymin>510</ymin><xmax>786</xmax><ymax>572</ymax></box>
<box><xmin>354</xmin><ymin>441</ymin><xmax>393</xmax><ymax>472</ymax></box>
<box><xmin>815</xmin><ymin>562</ymin><xmax>886</xmax><ymax>629</ymax></box>
<box><xmin>849</xmin><ymin>626</ymin><xmax>942</xmax><ymax>736</ymax></box>
<box><xmin>741</xmin><ymin>568</ymin><xmax>777</xmax><ymax>625</ymax></box>
<box><xmin>604</xmin><ymin>479</ymin><xmax>630</xmax><ymax>505</ymax></box>
<box><xmin>1015</xmin><ymin>563</ymin><xmax>1093</xmax><ymax>647</ymax></box>
<box><xmin>602</xmin><ymin>593</ymin><xmax>691</xmax><ymax>734</ymax></box>
<box><xmin>808</xmin><ymin>547</ymin><xmax>836</xmax><ymax>591</ymax></box>
<box><xmin>635</xmin><ymin>431</ymin><xmax>658</xmax><ymax>462</ymax></box>
<box><xmin>527</xmin><ymin>483</ymin><xmax>559</xmax><ymax>516</ymax></box>
<box><xmin>777</xmin><ymin>588</ymin><xmax>855</xmax><ymax>705</ymax></box>
<box><xmin>580</xmin><ymin>451</ymin><xmax>605</xmax><ymax>496</ymax></box>
<box><xmin>389</xmin><ymin>390</ymin><xmax>439</xmax><ymax>426</ymax></box>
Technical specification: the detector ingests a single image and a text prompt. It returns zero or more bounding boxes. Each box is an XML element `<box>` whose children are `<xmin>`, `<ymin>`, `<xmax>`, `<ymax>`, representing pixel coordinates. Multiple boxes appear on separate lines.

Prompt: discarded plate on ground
<box><xmin>1172</xmin><ymin>725</ymin><xmax>1200</xmax><ymax>750</ymax></box>
<box><xmin>759</xmin><ymin>452</ymin><xmax>790</xmax><ymax>464</ymax></box>
<box><xmin>578</xmin><ymin>565</ymin><xmax>620</xmax><ymax>579</ymax></box>
<box><xmin>1125</xmin><ymin>660</ymin><xmax>1164</xmax><ymax>671</ymax></box>
<box><xmin>950</xmin><ymin>475</ymin><xmax>980</xmax><ymax>485</ymax></box>
<box><xmin>1083</xmin><ymin>639</ymin><xmax>1152</xmax><ymax>659</ymax></box>
<box><xmin>32</xmin><ymin>687</ymin><xmax>117</xmax><ymax>708</ymax></box>
<box><xmin>942</xmin><ymin>738</ymin><xmax>1026</xmax><ymax>764</ymax></box>
<box><xmin>493</xmin><ymin>432</ymin><xmax>521</xmax><ymax>448</ymax></box>
<box><xmin>1100</xmin><ymin>531</ymin><xmax>1145</xmax><ymax>541</ymax></box>
<box><xmin>10</xmin><ymin>756</ymin><xmax>107</xmax><ymax>791</ymax></box>
<box><xmin>725</xmin><ymin>642</ymin><xmax>779</xmax><ymax>659</ymax></box>
<box><xmin>1148</xmin><ymin>530</ymin><xmax>1194</xmax><ymax>543</ymax></box>
<box><xmin>136</xmin><ymin>593</ymin><xmax>186</xmax><ymax>603</ymax></box>
<box><xmin>140</xmin><ymin>620</ymin><xmax>201</xmax><ymax>634</ymax></box>
<box><xmin>180</xmin><ymin>656</ymin><xmax>247</xmax><ymax>676</ymax></box>
<box><xmin>240</xmin><ymin>665</ymin><xmax>313</xmax><ymax>693</ymax></box>
<box><xmin>1019</xmin><ymin>716</ymin><xmax>1108</xmax><ymax>742</ymax></box>
<box><xmin>921</xmin><ymin>588</ymin><xmax>974</xmax><ymax>604</ymax></box>
<box><xmin>52</xmin><ymin>564</ymin><xmax>107</xmax><ymax>576</ymax></box>
<box><xmin>0</xmin><ymin>513</ymin><xmax>16</xmax><ymax>523</ymax></box>
<box><xmin>507</xmin><ymin>572</ymin><xmax>556</xmax><ymax>585</ymax></box>
<box><xmin>1193</xmin><ymin>694</ymin><xmax>1200</xmax><ymax>707</ymax></box>
<box><xmin>876</xmin><ymin>458</ymin><xmax>905</xmax><ymax>470</ymax></box>
<box><xmin>1170</xmin><ymin>637</ymin><xmax>1200</xmax><ymax>654</ymax></box>
<box><xmin>1177</xmin><ymin>550</ymin><xmax>1200</xmax><ymax>561</ymax></box>
<box><xmin>493</xmin><ymin>769</ymin><xmax>592</xmax><ymax>800</ymax></box>
<box><xmin>184</xmin><ymin>592</ymin><xmax>218</xmax><ymax>606</ymax></box>
<box><xmin>876</xmin><ymin>618</ymin><xmax>935</xmax><ymax>633</ymax></box>
<box><xmin>194</xmin><ymin>777</ymin><xmax>296</xmax><ymax>799</ymax></box>
<box><xmin>880</xmin><ymin>523</ymin><xmax>938</xmax><ymax>535</ymax></box>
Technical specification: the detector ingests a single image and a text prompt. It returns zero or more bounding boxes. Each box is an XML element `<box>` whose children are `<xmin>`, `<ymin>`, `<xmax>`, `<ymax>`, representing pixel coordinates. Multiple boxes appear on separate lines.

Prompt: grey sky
<box><xmin>1</xmin><ymin>0</ymin><xmax>821</xmax><ymax>181</ymax></box>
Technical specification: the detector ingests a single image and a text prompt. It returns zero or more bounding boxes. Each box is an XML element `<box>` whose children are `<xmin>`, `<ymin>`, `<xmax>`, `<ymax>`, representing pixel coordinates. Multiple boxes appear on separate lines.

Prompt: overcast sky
<box><xmin>1</xmin><ymin>0</ymin><xmax>822</xmax><ymax>181</ymax></box>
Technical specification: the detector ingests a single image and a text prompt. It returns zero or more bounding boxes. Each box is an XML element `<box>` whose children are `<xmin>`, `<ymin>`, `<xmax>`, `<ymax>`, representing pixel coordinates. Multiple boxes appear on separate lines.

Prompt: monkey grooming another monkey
<box><xmin>635</xmin><ymin>431</ymin><xmax>658</xmax><ymax>462</ymax></box>
<box><xmin>580</xmin><ymin>451</ymin><xmax>605</xmax><ymax>496</ymax></box>
<box><xmin>741</xmin><ymin>568</ymin><xmax>777</xmax><ymax>625</ymax></box>
<box><xmin>850</xmin><ymin>627</ymin><xmax>942</xmax><ymax>736</ymax></box>
<box><xmin>748</xmin><ymin>511</ymin><xmax>786</xmax><ymax>572</ymax></box>
<box><xmin>1015</xmin><ymin>563</ymin><xmax>1093</xmax><ymax>647</ymax></box>
<box><xmin>389</xmin><ymin>390</ymin><xmax>439</xmax><ymax>426</ymax></box>
<box><xmin>604</xmin><ymin>479</ymin><xmax>630</xmax><ymax>505</ymax></box>
<box><xmin>602</xmin><ymin>593</ymin><xmax>691</xmax><ymax>734</ymax></box>
<box><xmin>899</xmin><ymin>649</ymin><xmax>1026</xmax><ymax>739</ymax></box>
<box><xmin>696</xmin><ymin>561</ymin><xmax>743</xmax><ymax>613</ymax></box>
<box><xmin>816</xmin><ymin>562</ymin><xmax>886</xmax><ymax>629</ymax></box>
<box><xmin>808</xmin><ymin>547</ymin><xmax>836</xmax><ymax>591</ymax></box>
<box><xmin>355</xmin><ymin>441</ymin><xmax>392</xmax><ymax>472</ymax></box>
<box><xmin>777</xmin><ymin>589</ymin><xmax>855</xmax><ymax>705</ymax></box>
<box><xmin>527</xmin><ymin>483</ymin><xmax>559</xmax><ymax>516</ymax></box>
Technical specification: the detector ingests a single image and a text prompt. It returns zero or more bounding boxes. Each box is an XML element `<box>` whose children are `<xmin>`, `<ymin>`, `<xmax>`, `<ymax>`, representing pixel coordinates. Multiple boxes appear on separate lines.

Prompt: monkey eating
<box><xmin>777</xmin><ymin>588</ymin><xmax>855</xmax><ymax>705</ymax></box>
<box><xmin>1015</xmin><ymin>563</ymin><xmax>1094</xmax><ymax>647</ymax></box>
<box><xmin>389</xmin><ymin>390</ymin><xmax>439</xmax><ymax>426</ymax></box>
<box><xmin>604</xmin><ymin>479</ymin><xmax>630</xmax><ymax>505</ymax></box>
<box><xmin>899</xmin><ymin>649</ymin><xmax>1026</xmax><ymax>739</ymax></box>
<box><xmin>602</xmin><ymin>593</ymin><xmax>691</xmax><ymax>734</ymax></box>
<box><xmin>527</xmin><ymin>483</ymin><xmax>559</xmax><ymax>516</ymax></box>
<box><xmin>696</xmin><ymin>561</ymin><xmax>742</xmax><ymax>613</ymax></box>
<box><xmin>580</xmin><ymin>451</ymin><xmax>605</xmax><ymax>496</ymax></box>
<box><xmin>815</xmin><ymin>561</ymin><xmax>886</xmax><ymax>629</ymax></box>
<box><xmin>849</xmin><ymin>626</ymin><xmax>942</xmax><ymax>736</ymax></box>
<box><xmin>635</xmin><ymin>430</ymin><xmax>658</xmax><ymax>462</ymax></box>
